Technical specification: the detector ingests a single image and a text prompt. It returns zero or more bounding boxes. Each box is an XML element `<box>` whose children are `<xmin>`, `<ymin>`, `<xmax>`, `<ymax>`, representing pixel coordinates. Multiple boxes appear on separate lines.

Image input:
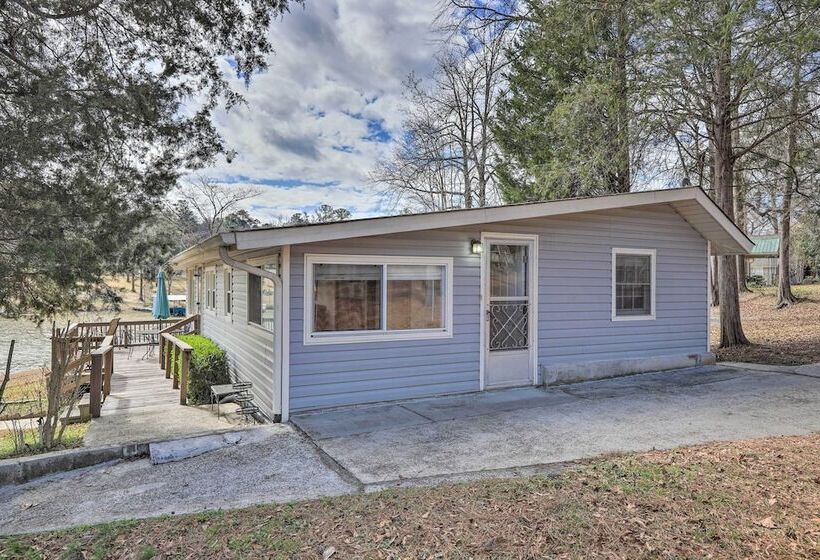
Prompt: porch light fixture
<box><xmin>470</xmin><ymin>240</ymin><xmax>483</xmax><ymax>254</ymax></box>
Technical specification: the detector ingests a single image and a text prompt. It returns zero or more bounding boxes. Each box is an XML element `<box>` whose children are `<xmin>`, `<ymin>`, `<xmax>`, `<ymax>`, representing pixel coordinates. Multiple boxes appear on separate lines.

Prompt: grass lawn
<box><xmin>711</xmin><ymin>283</ymin><xmax>820</xmax><ymax>365</ymax></box>
<box><xmin>0</xmin><ymin>368</ymin><xmax>47</xmax><ymax>421</ymax></box>
<box><xmin>0</xmin><ymin>422</ymin><xmax>89</xmax><ymax>460</ymax></box>
<box><xmin>2</xmin><ymin>434</ymin><xmax>818</xmax><ymax>559</ymax></box>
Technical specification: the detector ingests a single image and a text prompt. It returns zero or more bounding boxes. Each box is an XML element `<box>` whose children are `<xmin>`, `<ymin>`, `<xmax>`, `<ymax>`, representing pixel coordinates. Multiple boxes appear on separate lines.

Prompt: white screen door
<box><xmin>483</xmin><ymin>236</ymin><xmax>536</xmax><ymax>388</ymax></box>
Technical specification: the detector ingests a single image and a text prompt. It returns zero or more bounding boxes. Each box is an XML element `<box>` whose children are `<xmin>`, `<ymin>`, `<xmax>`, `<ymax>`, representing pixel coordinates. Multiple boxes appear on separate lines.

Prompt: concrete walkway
<box><xmin>294</xmin><ymin>363</ymin><xmax>820</xmax><ymax>486</ymax></box>
<box><xmin>1</xmin><ymin>362</ymin><xmax>818</xmax><ymax>535</ymax></box>
<box><xmin>0</xmin><ymin>426</ymin><xmax>356</xmax><ymax>535</ymax></box>
<box><xmin>84</xmin><ymin>350</ymin><xmax>247</xmax><ymax>447</ymax></box>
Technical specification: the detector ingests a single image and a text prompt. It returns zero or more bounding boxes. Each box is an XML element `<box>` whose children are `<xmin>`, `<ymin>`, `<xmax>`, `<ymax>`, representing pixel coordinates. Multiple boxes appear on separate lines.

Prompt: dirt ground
<box><xmin>2</xmin><ymin>434</ymin><xmax>818</xmax><ymax>559</ymax></box>
<box><xmin>711</xmin><ymin>284</ymin><xmax>820</xmax><ymax>365</ymax></box>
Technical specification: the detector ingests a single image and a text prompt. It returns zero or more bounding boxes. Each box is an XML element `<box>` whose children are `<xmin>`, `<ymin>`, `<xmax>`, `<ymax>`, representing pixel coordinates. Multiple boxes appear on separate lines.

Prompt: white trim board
<box><xmin>479</xmin><ymin>232</ymin><xmax>539</xmax><ymax>390</ymax></box>
<box><xmin>611</xmin><ymin>248</ymin><xmax>657</xmax><ymax>322</ymax></box>
<box><xmin>280</xmin><ymin>245</ymin><xmax>291</xmax><ymax>422</ymax></box>
<box><xmin>218</xmin><ymin>188</ymin><xmax>752</xmax><ymax>256</ymax></box>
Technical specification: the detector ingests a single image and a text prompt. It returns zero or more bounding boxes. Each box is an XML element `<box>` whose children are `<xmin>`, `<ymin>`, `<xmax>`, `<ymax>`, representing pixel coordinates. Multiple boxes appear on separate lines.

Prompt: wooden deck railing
<box><xmin>74</xmin><ymin>318</ymin><xmax>183</xmax><ymax>348</ymax></box>
<box><xmin>52</xmin><ymin>322</ymin><xmax>116</xmax><ymax>420</ymax></box>
<box><xmin>158</xmin><ymin>314</ymin><xmax>200</xmax><ymax>405</ymax></box>
<box><xmin>89</xmin><ymin>335</ymin><xmax>115</xmax><ymax>418</ymax></box>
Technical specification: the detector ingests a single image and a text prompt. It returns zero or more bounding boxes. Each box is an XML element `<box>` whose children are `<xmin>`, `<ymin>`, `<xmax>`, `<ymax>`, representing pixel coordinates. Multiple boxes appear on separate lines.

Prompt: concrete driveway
<box><xmin>293</xmin><ymin>364</ymin><xmax>820</xmax><ymax>487</ymax></box>
<box><xmin>2</xmin><ymin>363</ymin><xmax>818</xmax><ymax>535</ymax></box>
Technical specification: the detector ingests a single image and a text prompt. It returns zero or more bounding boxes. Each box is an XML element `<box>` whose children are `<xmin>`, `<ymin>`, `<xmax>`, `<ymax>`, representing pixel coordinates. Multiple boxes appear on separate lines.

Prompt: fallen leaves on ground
<box><xmin>3</xmin><ymin>434</ymin><xmax>819</xmax><ymax>559</ymax></box>
<box><xmin>712</xmin><ymin>284</ymin><xmax>820</xmax><ymax>365</ymax></box>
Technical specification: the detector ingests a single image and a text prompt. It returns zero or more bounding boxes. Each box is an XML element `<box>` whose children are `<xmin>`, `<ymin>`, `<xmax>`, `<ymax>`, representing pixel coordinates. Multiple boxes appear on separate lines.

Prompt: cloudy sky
<box><xmin>200</xmin><ymin>0</ymin><xmax>444</xmax><ymax>222</ymax></box>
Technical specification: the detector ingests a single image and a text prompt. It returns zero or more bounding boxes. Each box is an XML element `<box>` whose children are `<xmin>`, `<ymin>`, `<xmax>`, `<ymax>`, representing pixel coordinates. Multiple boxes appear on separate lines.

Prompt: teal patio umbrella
<box><xmin>152</xmin><ymin>269</ymin><xmax>170</xmax><ymax>319</ymax></box>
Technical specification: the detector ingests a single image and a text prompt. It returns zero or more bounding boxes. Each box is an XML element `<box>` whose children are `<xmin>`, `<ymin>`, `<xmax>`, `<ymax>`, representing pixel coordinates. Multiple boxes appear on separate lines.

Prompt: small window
<box><xmin>612</xmin><ymin>249</ymin><xmax>655</xmax><ymax>321</ymax></box>
<box><xmin>224</xmin><ymin>270</ymin><xmax>233</xmax><ymax>316</ymax></box>
<box><xmin>304</xmin><ymin>254</ymin><xmax>453</xmax><ymax>344</ymax></box>
<box><xmin>204</xmin><ymin>270</ymin><xmax>216</xmax><ymax>311</ymax></box>
<box><xmin>248</xmin><ymin>264</ymin><xmax>276</xmax><ymax>331</ymax></box>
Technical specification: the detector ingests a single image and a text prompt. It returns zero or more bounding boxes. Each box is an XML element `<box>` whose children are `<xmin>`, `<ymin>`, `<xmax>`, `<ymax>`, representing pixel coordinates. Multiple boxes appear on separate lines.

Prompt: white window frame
<box><xmin>303</xmin><ymin>253</ymin><xmax>454</xmax><ymax>345</ymax></box>
<box><xmin>224</xmin><ymin>268</ymin><xmax>233</xmax><ymax>317</ymax></box>
<box><xmin>247</xmin><ymin>262</ymin><xmax>277</xmax><ymax>333</ymax></box>
<box><xmin>204</xmin><ymin>269</ymin><xmax>217</xmax><ymax>312</ymax></box>
<box><xmin>611</xmin><ymin>248</ymin><xmax>656</xmax><ymax>322</ymax></box>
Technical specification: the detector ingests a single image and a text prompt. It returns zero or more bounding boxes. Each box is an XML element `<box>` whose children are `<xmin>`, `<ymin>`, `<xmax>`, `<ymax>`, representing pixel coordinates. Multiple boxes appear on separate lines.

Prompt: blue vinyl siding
<box><xmin>199</xmin><ymin>267</ymin><xmax>277</xmax><ymax>417</ymax></box>
<box><xmin>288</xmin><ymin>204</ymin><xmax>708</xmax><ymax>412</ymax></box>
<box><xmin>289</xmin><ymin>230</ymin><xmax>481</xmax><ymax>411</ymax></box>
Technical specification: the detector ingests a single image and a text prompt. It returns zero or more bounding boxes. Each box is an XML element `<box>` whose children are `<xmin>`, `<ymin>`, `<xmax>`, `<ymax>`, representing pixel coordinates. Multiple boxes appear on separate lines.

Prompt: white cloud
<box><xmin>196</xmin><ymin>0</ymin><xmax>442</xmax><ymax>222</ymax></box>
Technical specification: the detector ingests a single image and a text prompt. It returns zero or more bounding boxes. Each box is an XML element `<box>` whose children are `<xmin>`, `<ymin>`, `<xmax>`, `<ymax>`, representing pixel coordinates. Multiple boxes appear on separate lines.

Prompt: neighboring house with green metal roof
<box><xmin>746</xmin><ymin>235</ymin><xmax>805</xmax><ymax>285</ymax></box>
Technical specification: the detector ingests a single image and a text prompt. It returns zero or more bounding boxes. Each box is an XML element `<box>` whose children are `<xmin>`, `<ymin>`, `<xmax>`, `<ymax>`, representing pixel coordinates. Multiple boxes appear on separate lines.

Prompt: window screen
<box><xmin>615</xmin><ymin>253</ymin><xmax>652</xmax><ymax>316</ymax></box>
<box><xmin>386</xmin><ymin>265</ymin><xmax>444</xmax><ymax>330</ymax></box>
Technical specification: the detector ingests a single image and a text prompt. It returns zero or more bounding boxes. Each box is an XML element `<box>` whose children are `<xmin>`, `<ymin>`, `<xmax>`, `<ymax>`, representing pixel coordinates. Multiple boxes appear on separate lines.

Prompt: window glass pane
<box><xmin>615</xmin><ymin>254</ymin><xmax>652</xmax><ymax>316</ymax></box>
<box><xmin>260</xmin><ymin>277</ymin><xmax>275</xmax><ymax>330</ymax></box>
<box><xmin>490</xmin><ymin>244</ymin><xmax>528</xmax><ymax>298</ymax></box>
<box><xmin>224</xmin><ymin>271</ymin><xmax>232</xmax><ymax>315</ymax></box>
<box><xmin>248</xmin><ymin>274</ymin><xmax>261</xmax><ymax>324</ymax></box>
<box><xmin>387</xmin><ymin>265</ymin><xmax>443</xmax><ymax>330</ymax></box>
<box><xmin>313</xmin><ymin>264</ymin><xmax>381</xmax><ymax>332</ymax></box>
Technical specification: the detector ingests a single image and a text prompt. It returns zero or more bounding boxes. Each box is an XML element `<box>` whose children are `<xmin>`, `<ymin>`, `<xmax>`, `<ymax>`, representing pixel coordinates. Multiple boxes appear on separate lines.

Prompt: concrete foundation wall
<box><xmin>540</xmin><ymin>352</ymin><xmax>716</xmax><ymax>386</ymax></box>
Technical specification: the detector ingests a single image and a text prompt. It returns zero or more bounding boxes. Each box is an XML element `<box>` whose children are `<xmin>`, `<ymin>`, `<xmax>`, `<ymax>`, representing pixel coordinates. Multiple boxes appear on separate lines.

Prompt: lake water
<box><xmin>0</xmin><ymin>317</ymin><xmax>55</xmax><ymax>372</ymax></box>
<box><xmin>0</xmin><ymin>310</ymin><xmax>156</xmax><ymax>374</ymax></box>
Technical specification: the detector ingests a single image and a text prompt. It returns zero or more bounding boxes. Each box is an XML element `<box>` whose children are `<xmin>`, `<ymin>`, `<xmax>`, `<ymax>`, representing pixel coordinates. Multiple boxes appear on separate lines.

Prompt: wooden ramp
<box><xmin>83</xmin><ymin>349</ymin><xmax>244</xmax><ymax>447</ymax></box>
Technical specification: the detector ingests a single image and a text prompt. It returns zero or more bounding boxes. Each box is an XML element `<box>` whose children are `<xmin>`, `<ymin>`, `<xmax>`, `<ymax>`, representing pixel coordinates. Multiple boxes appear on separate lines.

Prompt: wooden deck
<box><xmin>100</xmin><ymin>349</ymin><xmax>183</xmax><ymax>416</ymax></box>
<box><xmin>83</xmin><ymin>349</ymin><xmax>244</xmax><ymax>447</ymax></box>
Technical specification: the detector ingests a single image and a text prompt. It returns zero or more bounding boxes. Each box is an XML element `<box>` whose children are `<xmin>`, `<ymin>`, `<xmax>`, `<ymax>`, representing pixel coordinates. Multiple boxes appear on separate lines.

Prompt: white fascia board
<box><xmin>234</xmin><ymin>188</ymin><xmax>704</xmax><ymax>250</ymax></box>
<box><xmin>179</xmin><ymin>187</ymin><xmax>752</xmax><ymax>259</ymax></box>
<box><xmin>691</xmin><ymin>189</ymin><xmax>755</xmax><ymax>254</ymax></box>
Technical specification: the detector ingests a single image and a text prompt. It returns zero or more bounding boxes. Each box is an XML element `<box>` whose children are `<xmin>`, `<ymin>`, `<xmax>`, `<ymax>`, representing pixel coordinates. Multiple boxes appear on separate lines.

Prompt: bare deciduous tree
<box><xmin>373</xmin><ymin>16</ymin><xmax>511</xmax><ymax>211</ymax></box>
<box><xmin>181</xmin><ymin>177</ymin><xmax>263</xmax><ymax>236</ymax></box>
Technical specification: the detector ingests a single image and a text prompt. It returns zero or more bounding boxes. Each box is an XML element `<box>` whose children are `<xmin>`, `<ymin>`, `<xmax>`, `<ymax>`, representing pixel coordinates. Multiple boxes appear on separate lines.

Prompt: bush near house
<box><xmin>171</xmin><ymin>334</ymin><xmax>230</xmax><ymax>405</ymax></box>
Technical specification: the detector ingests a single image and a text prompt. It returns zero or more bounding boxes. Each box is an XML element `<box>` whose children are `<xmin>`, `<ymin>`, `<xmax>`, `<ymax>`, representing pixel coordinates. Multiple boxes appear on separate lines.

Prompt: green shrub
<box><xmin>170</xmin><ymin>334</ymin><xmax>230</xmax><ymax>405</ymax></box>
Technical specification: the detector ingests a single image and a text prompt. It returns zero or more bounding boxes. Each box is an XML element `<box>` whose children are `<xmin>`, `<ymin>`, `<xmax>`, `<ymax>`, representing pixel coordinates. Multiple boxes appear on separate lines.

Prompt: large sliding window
<box><xmin>304</xmin><ymin>254</ymin><xmax>453</xmax><ymax>344</ymax></box>
<box><xmin>612</xmin><ymin>248</ymin><xmax>656</xmax><ymax>321</ymax></box>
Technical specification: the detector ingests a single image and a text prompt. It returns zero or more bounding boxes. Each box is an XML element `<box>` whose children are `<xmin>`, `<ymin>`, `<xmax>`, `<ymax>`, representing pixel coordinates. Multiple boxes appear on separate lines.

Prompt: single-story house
<box><xmin>746</xmin><ymin>234</ymin><xmax>805</xmax><ymax>285</ymax></box>
<box><xmin>171</xmin><ymin>187</ymin><xmax>753</xmax><ymax>422</ymax></box>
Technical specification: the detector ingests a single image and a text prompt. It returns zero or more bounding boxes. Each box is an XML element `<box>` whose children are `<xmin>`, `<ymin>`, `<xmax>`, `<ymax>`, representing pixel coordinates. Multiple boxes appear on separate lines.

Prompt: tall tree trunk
<box><xmin>713</xmin><ymin>17</ymin><xmax>749</xmax><ymax>347</ymax></box>
<box><xmin>733</xmin><ymin>131</ymin><xmax>749</xmax><ymax>292</ymax></box>
<box><xmin>613</xmin><ymin>0</ymin><xmax>631</xmax><ymax>193</ymax></box>
<box><xmin>711</xmin><ymin>256</ymin><xmax>720</xmax><ymax>306</ymax></box>
<box><xmin>776</xmin><ymin>61</ymin><xmax>801</xmax><ymax>308</ymax></box>
<box><xmin>139</xmin><ymin>271</ymin><xmax>144</xmax><ymax>303</ymax></box>
<box><xmin>130</xmin><ymin>269</ymin><xmax>136</xmax><ymax>292</ymax></box>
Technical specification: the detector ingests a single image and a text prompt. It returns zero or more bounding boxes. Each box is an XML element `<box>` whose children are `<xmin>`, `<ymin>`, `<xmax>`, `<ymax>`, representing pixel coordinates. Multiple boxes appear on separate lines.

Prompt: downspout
<box><xmin>217</xmin><ymin>245</ymin><xmax>284</xmax><ymax>423</ymax></box>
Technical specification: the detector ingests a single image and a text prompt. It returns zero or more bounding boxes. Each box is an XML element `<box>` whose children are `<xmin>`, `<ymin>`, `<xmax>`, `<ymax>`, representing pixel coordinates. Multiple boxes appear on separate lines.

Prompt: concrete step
<box><xmin>60</xmin><ymin>393</ymin><xmax>92</xmax><ymax>425</ymax></box>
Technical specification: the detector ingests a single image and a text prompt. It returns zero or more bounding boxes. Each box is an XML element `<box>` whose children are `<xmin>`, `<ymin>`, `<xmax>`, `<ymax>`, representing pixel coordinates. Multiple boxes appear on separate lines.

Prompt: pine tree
<box><xmin>494</xmin><ymin>0</ymin><xmax>643</xmax><ymax>202</ymax></box>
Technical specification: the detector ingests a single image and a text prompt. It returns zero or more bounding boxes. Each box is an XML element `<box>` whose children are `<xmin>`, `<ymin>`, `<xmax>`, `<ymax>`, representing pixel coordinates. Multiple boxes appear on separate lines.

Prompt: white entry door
<box><xmin>482</xmin><ymin>235</ymin><xmax>537</xmax><ymax>389</ymax></box>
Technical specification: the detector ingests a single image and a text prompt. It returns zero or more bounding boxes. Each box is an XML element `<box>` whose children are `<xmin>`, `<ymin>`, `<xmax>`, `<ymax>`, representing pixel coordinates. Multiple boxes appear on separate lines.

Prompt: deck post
<box><xmin>90</xmin><ymin>353</ymin><xmax>103</xmax><ymax>418</ymax></box>
<box><xmin>179</xmin><ymin>349</ymin><xmax>190</xmax><ymax>405</ymax></box>
<box><xmin>172</xmin><ymin>344</ymin><xmax>180</xmax><ymax>389</ymax></box>
<box><xmin>165</xmin><ymin>339</ymin><xmax>173</xmax><ymax>381</ymax></box>
<box><xmin>159</xmin><ymin>337</ymin><xmax>165</xmax><ymax>369</ymax></box>
<box><xmin>103</xmin><ymin>348</ymin><xmax>113</xmax><ymax>397</ymax></box>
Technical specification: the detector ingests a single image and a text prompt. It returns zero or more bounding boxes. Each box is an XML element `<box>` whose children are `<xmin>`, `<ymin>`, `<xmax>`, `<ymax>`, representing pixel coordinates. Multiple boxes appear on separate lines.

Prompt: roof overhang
<box><xmin>171</xmin><ymin>187</ymin><xmax>753</xmax><ymax>267</ymax></box>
